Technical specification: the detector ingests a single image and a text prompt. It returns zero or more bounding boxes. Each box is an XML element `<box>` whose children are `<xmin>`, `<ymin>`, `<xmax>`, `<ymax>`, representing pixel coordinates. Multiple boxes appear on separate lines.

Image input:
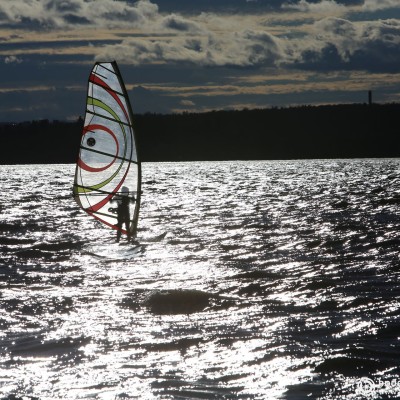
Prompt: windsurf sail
<box><xmin>73</xmin><ymin>61</ymin><xmax>141</xmax><ymax>238</ymax></box>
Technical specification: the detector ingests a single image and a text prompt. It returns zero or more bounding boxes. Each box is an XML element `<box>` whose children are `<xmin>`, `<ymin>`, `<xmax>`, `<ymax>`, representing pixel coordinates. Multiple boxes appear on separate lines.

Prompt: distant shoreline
<box><xmin>1</xmin><ymin>103</ymin><xmax>400</xmax><ymax>164</ymax></box>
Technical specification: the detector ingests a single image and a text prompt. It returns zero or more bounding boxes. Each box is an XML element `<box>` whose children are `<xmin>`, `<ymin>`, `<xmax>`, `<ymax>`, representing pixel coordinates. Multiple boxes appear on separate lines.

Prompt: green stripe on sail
<box><xmin>88</xmin><ymin>97</ymin><xmax>124</xmax><ymax>127</ymax></box>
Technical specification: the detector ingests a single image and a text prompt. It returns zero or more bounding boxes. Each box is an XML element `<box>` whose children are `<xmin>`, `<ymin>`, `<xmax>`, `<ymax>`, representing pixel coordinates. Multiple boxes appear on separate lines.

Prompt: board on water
<box><xmin>82</xmin><ymin>232</ymin><xmax>167</xmax><ymax>260</ymax></box>
<box><xmin>83</xmin><ymin>242</ymin><xmax>143</xmax><ymax>261</ymax></box>
<box><xmin>141</xmin><ymin>231</ymin><xmax>168</xmax><ymax>243</ymax></box>
<box><xmin>73</xmin><ymin>61</ymin><xmax>141</xmax><ymax>239</ymax></box>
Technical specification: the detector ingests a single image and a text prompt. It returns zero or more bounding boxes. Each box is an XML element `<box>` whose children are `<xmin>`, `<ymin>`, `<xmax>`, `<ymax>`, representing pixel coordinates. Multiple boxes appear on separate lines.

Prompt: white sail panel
<box><xmin>92</xmin><ymin>63</ymin><xmax>123</xmax><ymax>94</ymax></box>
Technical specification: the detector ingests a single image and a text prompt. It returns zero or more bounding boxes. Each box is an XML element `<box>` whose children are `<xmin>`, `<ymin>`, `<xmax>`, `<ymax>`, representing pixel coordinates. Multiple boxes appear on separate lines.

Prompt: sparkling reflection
<box><xmin>0</xmin><ymin>160</ymin><xmax>400</xmax><ymax>399</ymax></box>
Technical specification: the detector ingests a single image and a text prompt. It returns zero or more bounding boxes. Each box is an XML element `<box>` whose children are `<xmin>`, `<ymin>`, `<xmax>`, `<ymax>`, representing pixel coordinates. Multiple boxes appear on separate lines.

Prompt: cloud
<box><xmin>96</xmin><ymin>29</ymin><xmax>287</xmax><ymax>67</ymax></box>
<box><xmin>160</xmin><ymin>14</ymin><xmax>205</xmax><ymax>32</ymax></box>
<box><xmin>282</xmin><ymin>0</ymin><xmax>347</xmax><ymax>14</ymax></box>
<box><xmin>0</xmin><ymin>0</ymin><xmax>159</xmax><ymax>30</ymax></box>
<box><xmin>362</xmin><ymin>0</ymin><xmax>400</xmax><ymax>12</ymax></box>
<box><xmin>282</xmin><ymin>0</ymin><xmax>400</xmax><ymax>15</ymax></box>
<box><xmin>3</xmin><ymin>0</ymin><xmax>400</xmax><ymax>121</ymax></box>
<box><xmin>3</xmin><ymin>0</ymin><xmax>399</xmax><ymax>75</ymax></box>
<box><xmin>180</xmin><ymin>99</ymin><xmax>195</xmax><ymax>106</ymax></box>
<box><xmin>4</xmin><ymin>55</ymin><xmax>22</xmax><ymax>64</ymax></box>
<box><xmin>291</xmin><ymin>17</ymin><xmax>400</xmax><ymax>72</ymax></box>
<box><xmin>94</xmin><ymin>7</ymin><xmax>400</xmax><ymax>74</ymax></box>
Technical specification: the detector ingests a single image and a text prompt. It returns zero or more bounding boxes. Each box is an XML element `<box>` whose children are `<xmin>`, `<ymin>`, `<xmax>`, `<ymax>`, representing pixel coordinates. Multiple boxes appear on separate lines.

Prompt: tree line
<box><xmin>0</xmin><ymin>103</ymin><xmax>399</xmax><ymax>164</ymax></box>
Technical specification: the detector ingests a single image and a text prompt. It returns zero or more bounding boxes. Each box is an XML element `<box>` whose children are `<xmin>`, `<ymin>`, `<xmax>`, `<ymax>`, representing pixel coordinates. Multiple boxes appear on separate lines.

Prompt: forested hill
<box><xmin>1</xmin><ymin>103</ymin><xmax>399</xmax><ymax>164</ymax></box>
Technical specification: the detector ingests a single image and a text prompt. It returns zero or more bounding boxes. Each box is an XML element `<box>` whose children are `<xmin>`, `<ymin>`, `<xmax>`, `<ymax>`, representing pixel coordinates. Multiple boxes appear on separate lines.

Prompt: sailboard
<box><xmin>73</xmin><ymin>61</ymin><xmax>141</xmax><ymax>239</ymax></box>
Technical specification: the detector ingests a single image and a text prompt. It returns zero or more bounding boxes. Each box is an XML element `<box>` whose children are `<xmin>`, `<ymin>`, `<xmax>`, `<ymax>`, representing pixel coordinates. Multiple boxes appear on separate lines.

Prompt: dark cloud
<box><xmin>153</xmin><ymin>0</ymin><xmax>288</xmax><ymax>13</ymax></box>
<box><xmin>45</xmin><ymin>0</ymin><xmax>81</xmax><ymax>13</ymax></box>
<box><xmin>292</xmin><ymin>17</ymin><xmax>400</xmax><ymax>72</ymax></box>
<box><xmin>0</xmin><ymin>39</ymin><xmax>117</xmax><ymax>53</ymax></box>
<box><xmin>153</xmin><ymin>0</ymin><xmax>371</xmax><ymax>14</ymax></box>
<box><xmin>161</xmin><ymin>14</ymin><xmax>204</xmax><ymax>32</ymax></box>
<box><xmin>152</xmin><ymin>0</ymin><xmax>363</xmax><ymax>14</ymax></box>
<box><xmin>0</xmin><ymin>0</ymin><xmax>158</xmax><ymax>30</ymax></box>
<box><xmin>130</xmin><ymin>85</ymin><xmax>173</xmax><ymax>113</ymax></box>
<box><xmin>62</xmin><ymin>14</ymin><xmax>91</xmax><ymax>25</ymax></box>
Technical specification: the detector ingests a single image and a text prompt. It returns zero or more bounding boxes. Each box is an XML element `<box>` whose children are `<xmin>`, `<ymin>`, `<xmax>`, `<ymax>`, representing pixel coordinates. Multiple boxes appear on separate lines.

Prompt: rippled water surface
<box><xmin>1</xmin><ymin>160</ymin><xmax>400</xmax><ymax>399</ymax></box>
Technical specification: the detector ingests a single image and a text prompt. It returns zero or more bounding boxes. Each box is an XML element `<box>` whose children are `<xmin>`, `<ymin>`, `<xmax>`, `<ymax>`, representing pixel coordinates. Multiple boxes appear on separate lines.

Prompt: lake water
<box><xmin>1</xmin><ymin>160</ymin><xmax>400</xmax><ymax>399</ymax></box>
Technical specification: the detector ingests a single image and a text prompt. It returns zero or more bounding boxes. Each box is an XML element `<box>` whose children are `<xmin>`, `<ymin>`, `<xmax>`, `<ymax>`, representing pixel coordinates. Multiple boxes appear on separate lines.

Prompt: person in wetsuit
<box><xmin>112</xmin><ymin>186</ymin><xmax>136</xmax><ymax>242</ymax></box>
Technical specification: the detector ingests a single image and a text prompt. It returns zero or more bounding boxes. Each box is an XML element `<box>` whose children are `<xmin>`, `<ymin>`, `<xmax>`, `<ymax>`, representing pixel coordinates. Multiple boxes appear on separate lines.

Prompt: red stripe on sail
<box><xmin>89</xmin><ymin>73</ymin><xmax>130</xmax><ymax>123</ymax></box>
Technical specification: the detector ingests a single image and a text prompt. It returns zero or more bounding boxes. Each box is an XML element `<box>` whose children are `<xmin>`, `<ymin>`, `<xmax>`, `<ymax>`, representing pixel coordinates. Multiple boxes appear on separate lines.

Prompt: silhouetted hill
<box><xmin>0</xmin><ymin>103</ymin><xmax>399</xmax><ymax>164</ymax></box>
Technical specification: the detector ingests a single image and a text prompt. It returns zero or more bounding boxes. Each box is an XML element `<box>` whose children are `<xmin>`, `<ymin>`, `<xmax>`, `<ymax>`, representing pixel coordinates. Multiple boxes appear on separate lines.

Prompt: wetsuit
<box><xmin>116</xmin><ymin>194</ymin><xmax>135</xmax><ymax>242</ymax></box>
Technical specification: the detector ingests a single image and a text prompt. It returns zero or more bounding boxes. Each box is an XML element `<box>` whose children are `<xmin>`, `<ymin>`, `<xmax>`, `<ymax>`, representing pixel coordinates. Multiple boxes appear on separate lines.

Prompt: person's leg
<box><xmin>116</xmin><ymin>217</ymin><xmax>122</xmax><ymax>242</ymax></box>
<box><xmin>125</xmin><ymin>216</ymin><xmax>131</xmax><ymax>242</ymax></box>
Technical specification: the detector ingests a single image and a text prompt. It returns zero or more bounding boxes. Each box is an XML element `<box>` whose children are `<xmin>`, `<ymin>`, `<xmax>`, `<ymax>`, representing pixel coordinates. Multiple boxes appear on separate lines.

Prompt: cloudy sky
<box><xmin>1</xmin><ymin>0</ymin><xmax>400</xmax><ymax>121</ymax></box>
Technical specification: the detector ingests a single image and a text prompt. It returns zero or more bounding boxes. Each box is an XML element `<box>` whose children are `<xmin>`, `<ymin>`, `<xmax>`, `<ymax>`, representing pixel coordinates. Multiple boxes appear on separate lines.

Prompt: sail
<box><xmin>73</xmin><ymin>61</ymin><xmax>141</xmax><ymax>238</ymax></box>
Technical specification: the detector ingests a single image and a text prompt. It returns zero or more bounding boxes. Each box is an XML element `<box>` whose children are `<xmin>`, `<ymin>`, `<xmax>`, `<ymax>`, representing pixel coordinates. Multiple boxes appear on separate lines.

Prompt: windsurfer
<box><xmin>112</xmin><ymin>186</ymin><xmax>136</xmax><ymax>242</ymax></box>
